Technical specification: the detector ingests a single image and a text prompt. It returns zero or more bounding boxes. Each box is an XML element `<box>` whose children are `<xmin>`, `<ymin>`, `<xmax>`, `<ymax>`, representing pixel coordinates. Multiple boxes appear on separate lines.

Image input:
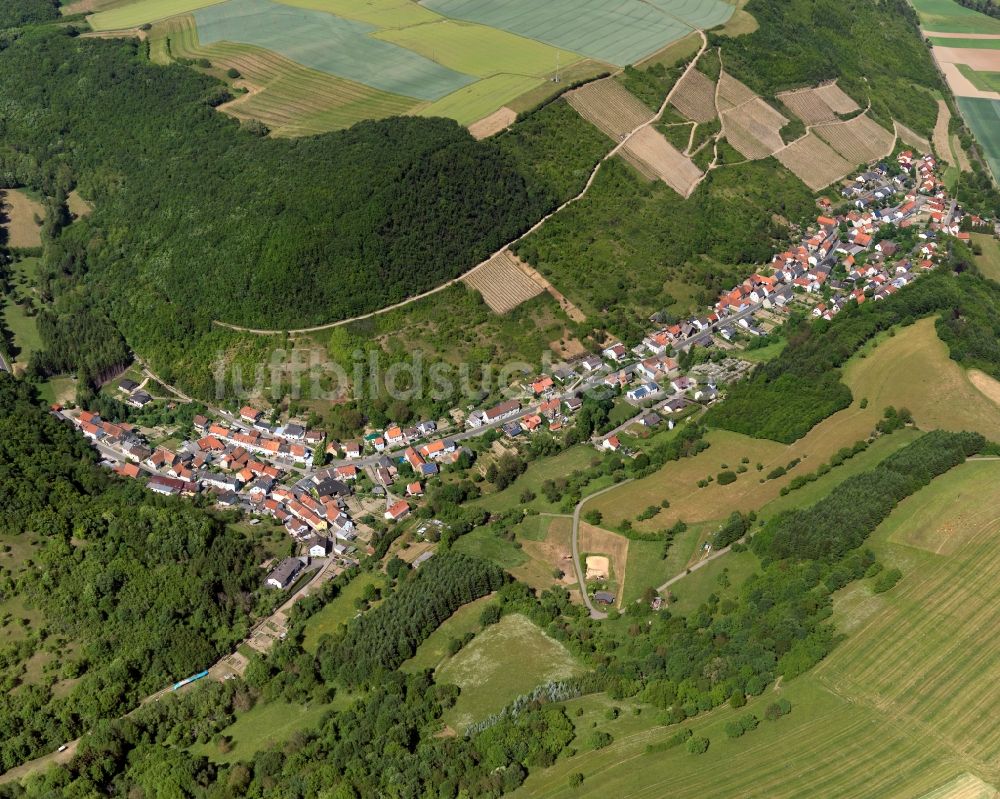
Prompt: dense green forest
<box><xmin>705</xmin><ymin>249</ymin><xmax>1000</xmax><ymax>442</ymax></box>
<box><xmin>0</xmin><ymin>0</ymin><xmax>59</xmax><ymax>29</ymax></box>
<box><xmin>0</xmin><ymin>375</ymin><xmax>261</xmax><ymax>769</ymax></box>
<box><xmin>718</xmin><ymin>0</ymin><xmax>942</xmax><ymax>134</ymax></box>
<box><xmin>0</xmin><ymin>29</ymin><xmax>556</xmax><ymax>393</ymax></box>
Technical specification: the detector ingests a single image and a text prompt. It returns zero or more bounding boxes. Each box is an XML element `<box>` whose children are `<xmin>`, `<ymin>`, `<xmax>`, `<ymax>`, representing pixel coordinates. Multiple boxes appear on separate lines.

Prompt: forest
<box><xmin>706</xmin><ymin>249</ymin><xmax>1000</xmax><ymax>442</ymax></box>
<box><xmin>0</xmin><ymin>375</ymin><xmax>262</xmax><ymax>770</ymax></box>
<box><xmin>0</xmin><ymin>0</ymin><xmax>59</xmax><ymax>29</ymax></box>
<box><xmin>0</xmin><ymin>29</ymin><xmax>557</xmax><ymax>394</ymax></box>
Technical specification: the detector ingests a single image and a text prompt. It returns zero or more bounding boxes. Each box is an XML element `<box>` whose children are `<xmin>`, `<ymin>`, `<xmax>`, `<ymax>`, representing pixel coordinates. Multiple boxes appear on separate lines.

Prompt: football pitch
<box><xmin>194</xmin><ymin>0</ymin><xmax>475</xmax><ymax>100</ymax></box>
<box><xmin>422</xmin><ymin>0</ymin><xmax>733</xmax><ymax>66</ymax></box>
<box><xmin>956</xmin><ymin>97</ymin><xmax>1000</xmax><ymax>184</ymax></box>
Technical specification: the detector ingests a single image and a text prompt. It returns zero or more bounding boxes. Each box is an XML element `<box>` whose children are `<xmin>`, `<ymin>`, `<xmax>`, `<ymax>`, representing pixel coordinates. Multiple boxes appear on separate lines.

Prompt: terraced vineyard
<box><xmin>813</xmin><ymin>81</ymin><xmax>861</xmax><ymax>114</ymax></box>
<box><xmin>815</xmin><ymin>114</ymin><xmax>896</xmax><ymax>167</ymax></box>
<box><xmin>777</xmin><ymin>86</ymin><xmax>840</xmax><ymax>125</ymax></box>
<box><xmin>462</xmin><ymin>250</ymin><xmax>544</xmax><ymax>313</ymax></box>
<box><xmin>669</xmin><ymin>68</ymin><xmax>717</xmax><ymax>122</ymax></box>
<box><xmin>619</xmin><ymin>126</ymin><xmax>703</xmax><ymax>195</ymax></box>
<box><xmin>565</xmin><ymin>78</ymin><xmax>654</xmax><ymax>141</ymax></box>
<box><xmin>717</xmin><ymin>70</ymin><xmax>758</xmax><ymax>111</ymax></box>
<box><xmin>777</xmin><ymin>133</ymin><xmax>855</xmax><ymax>190</ymax></box>
<box><xmin>151</xmin><ymin>15</ymin><xmax>417</xmax><ymax>136</ymax></box>
<box><xmin>721</xmin><ymin>97</ymin><xmax>788</xmax><ymax>159</ymax></box>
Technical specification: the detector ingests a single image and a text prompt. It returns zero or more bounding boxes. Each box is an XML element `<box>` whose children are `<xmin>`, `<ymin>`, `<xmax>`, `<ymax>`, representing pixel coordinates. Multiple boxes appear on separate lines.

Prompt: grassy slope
<box><xmin>400</xmin><ymin>594</ymin><xmax>493</xmax><ymax>673</ymax></box>
<box><xmin>972</xmin><ymin>232</ymin><xmax>1000</xmax><ymax>280</ymax></box>
<box><xmin>300</xmin><ymin>572</ymin><xmax>387</xmax><ymax>654</ymax></box>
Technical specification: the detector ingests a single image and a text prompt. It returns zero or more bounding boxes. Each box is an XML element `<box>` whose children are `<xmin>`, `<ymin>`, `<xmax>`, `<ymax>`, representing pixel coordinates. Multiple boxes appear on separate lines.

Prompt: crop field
<box><xmin>777</xmin><ymin>88</ymin><xmax>836</xmax><ymax>125</ymax></box>
<box><xmin>422</xmin><ymin>0</ymin><xmax>732</xmax><ymax>67</ymax></box>
<box><xmin>815</xmin><ymin>114</ymin><xmax>896</xmax><ymax>167</ymax></box>
<box><xmin>152</xmin><ymin>15</ymin><xmax>417</xmax><ymax>135</ymax></box>
<box><xmin>716</xmin><ymin>71</ymin><xmax>758</xmax><ymax>111</ymax></box>
<box><xmin>194</xmin><ymin>0</ymin><xmax>473</xmax><ymax>100</ymax></box>
<box><xmin>957</xmin><ymin>97</ymin><xmax>1000</xmax><ymax>181</ymax></box>
<box><xmin>417</xmin><ymin>73</ymin><xmax>541</xmax><ymax>125</ymax></box>
<box><xmin>437</xmin><ymin>613</ymin><xmax>584</xmax><ymax>731</ymax></box>
<box><xmin>565</xmin><ymin>78</ymin><xmax>653</xmax><ymax>141</ymax></box>
<box><xmin>277</xmin><ymin>0</ymin><xmax>439</xmax><ymax>27</ymax></box>
<box><xmin>721</xmin><ymin>98</ymin><xmax>788</xmax><ymax>159</ymax></box>
<box><xmin>776</xmin><ymin>133</ymin><xmax>855</xmax><ymax>189</ymax></box>
<box><xmin>895</xmin><ymin>120</ymin><xmax>932</xmax><ymax>153</ymax></box>
<box><xmin>88</xmin><ymin>0</ymin><xmax>221</xmax><ymax>29</ymax></box>
<box><xmin>619</xmin><ymin>126</ymin><xmax>703</xmax><ymax>195</ymax></box>
<box><xmin>910</xmin><ymin>0</ymin><xmax>1000</xmax><ymax>34</ymax></box>
<box><xmin>956</xmin><ymin>64</ymin><xmax>1000</xmax><ymax>93</ymax></box>
<box><xmin>929</xmin><ymin>35</ymin><xmax>1000</xmax><ymax>49</ymax></box>
<box><xmin>669</xmin><ymin>68</ymin><xmax>718</xmax><ymax>123</ymax></box>
<box><xmin>462</xmin><ymin>250</ymin><xmax>545</xmax><ymax>313</ymax></box>
<box><xmin>468</xmin><ymin>106</ymin><xmax>517</xmax><ymax>139</ymax></box>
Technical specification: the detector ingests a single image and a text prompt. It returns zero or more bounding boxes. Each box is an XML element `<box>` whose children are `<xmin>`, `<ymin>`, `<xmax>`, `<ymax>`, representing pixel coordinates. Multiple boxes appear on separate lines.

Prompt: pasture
<box><xmin>910</xmin><ymin>0</ymin><xmax>1000</xmax><ymax>34</ymax></box>
<box><xmin>194</xmin><ymin>0</ymin><xmax>474</xmax><ymax>100</ymax></box>
<box><xmin>437</xmin><ymin>613</ymin><xmax>584</xmax><ymax>731</ymax></box>
<box><xmin>423</xmin><ymin>0</ymin><xmax>732</xmax><ymax>66</ymax></box>
<box><xmin>300</xmin><ymin>572</ymin><xmax>387</xmax><ymax>653</ymax></box>
<box><xmin>957</xmin><ymin>97</ymin><xmax>1000</xmax><ymax>182</ymax></box>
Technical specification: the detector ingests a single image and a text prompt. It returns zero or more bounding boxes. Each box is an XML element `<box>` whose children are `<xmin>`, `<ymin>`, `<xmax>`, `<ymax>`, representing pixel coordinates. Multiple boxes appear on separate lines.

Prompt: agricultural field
<box><xmin>565</xmin><ymin>78</ymin><xmax>654</xmax><ymax>141</ymax></box>
<box><xmin>929</xmin><ymin>35</ymin><xmax>1000</xmax><ymax>49</ymax></box>
<box><xmin>814</xmin><ymin>114</ymin><xmax>897</xmax><ymax>167</ymax></box>
<box><xmin>716</xmin><ymin>71</ymin><xmax>758</xmax><ymax>111</ymax></box>
<box><xmin>0</xmin><ymin>189</ymin><xmax>44</xmax><ymax>249</ymax></box>
<box><xmin>461</xmin><ymin>250</ymin><xmax>545</xmax><ymax>314</ymax></box>
<box><xmin>956</xmin><ymin>63</ymin><xmax>1000</xmax><ymax>93</ymax></box>
<box><xmin>437</xmin><ymin>613</ymin><xmax>585</xmax><ymax>731</ymax></box>
<box><xmin>721</xmin><ymin>97</ymin><xmax>788</xmax><ymax>159</ymax></box>
<box><xmin>422</xmin><ymin>0</ymin><xmax>732</xmax><ymax>67</ymax></box>
<box><xmin>87</xmin><ymin>0</ymin><xmax>221</xmax><ymax>29</ymax></box>
<box><xmin>669</xmin><ymin>68</ymin><xmax>718</xmax><ymax>123</ymax></box>
<box><xmin>619</xmin><ymin>126</ymin><xmax>704</xmax><ymax>196</ymax></box>
<box><xmin>775</xmin><ymin>133</ymin><xmax>855</xmax><ymax>189</ymax></box>
<box><xmin>957</xmin><ymin>97</ymin><xmax>1000</xmax><ymax>181</ymax></box>
<box><xmin>777</xmin><ymin>81</ymin><xmax>858</xmax><ymax>125</ymax></box>
<box><xmin>910</xmin><ymin>0</ymin><xmax>1000</xmax><ymax>34</ymax></box>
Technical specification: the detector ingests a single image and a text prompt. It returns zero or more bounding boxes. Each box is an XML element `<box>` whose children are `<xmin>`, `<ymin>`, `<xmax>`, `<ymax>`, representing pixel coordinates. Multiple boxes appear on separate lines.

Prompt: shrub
<box><xmin>686</xmin><ymin>736</ymin><xmax>709</xmax><ymax>754</ymax></box>
<box><xmin>588</xmin><ymin>730</ymin><xmax>613</xmax><ymax>749</ymax></box>
<box><xmin>873</xmin><ymin>567</ymin><xmax>903</xmax><ymax>593</ymax></box>
<box><xmin>717</xmin><ymin>470</ymin><xmax>737</xmax><ymax>485</ymax></box>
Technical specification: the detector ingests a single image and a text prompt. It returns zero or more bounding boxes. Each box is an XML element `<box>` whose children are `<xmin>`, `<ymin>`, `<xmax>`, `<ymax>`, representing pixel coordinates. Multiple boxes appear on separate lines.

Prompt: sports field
<box><xmin>957</xmin><ymin>97</ymin><xmax>1000</xmax><ymax>181</ymax></box>
<box><xmin>194</xmin><ymin>0</ymin><xmax>474</xmax><ymax>100</ymax></box>
<box><xmin>910</xmin><ymin>0</ymin><xmax>1000</xmax><ymax>34</ymax></box>
<box><xmin>437</xmin><ymin>613</ymin><xmax>584</xmax><ymax>731</ymax></box>
<box><xmin>423</xmin><ymin>0</ymin><xmax>732</xmax><ymax>66</ymax></box>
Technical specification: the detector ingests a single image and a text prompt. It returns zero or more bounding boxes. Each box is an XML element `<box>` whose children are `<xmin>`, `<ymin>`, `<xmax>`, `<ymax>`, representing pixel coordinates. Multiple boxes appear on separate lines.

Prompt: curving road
<box><xmin>212</xmin><ymin>32</ymin><xmax>710</xmax><ymax>337</ymax></box>
<box><xmin>571</xmin><ymin>479</ymin><xmax>634</xmax><ymax>619</ymax></box>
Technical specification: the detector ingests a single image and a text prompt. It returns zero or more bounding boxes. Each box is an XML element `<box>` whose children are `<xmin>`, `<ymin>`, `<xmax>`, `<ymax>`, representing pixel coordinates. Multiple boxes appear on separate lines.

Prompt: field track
<box><xmin>214</xmin><ymin>32</ymin><xmax>711</xmax><ymax>334</ymax></box>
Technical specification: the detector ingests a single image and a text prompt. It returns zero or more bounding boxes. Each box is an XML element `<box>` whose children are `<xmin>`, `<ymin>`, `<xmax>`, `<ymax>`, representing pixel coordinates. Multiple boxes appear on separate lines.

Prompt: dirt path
<box><xmin>213</xmin><ymin>31</ymin><xmax>710</xmax><ymax>337</ymax></box>
<box><xmin>571</xmin><ymin>480</ymin><xmax>635</xmax><ymax>619</ymax></box>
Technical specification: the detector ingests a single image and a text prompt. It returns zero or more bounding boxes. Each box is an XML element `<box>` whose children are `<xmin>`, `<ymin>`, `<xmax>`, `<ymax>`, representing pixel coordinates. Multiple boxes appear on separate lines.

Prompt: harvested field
<box><xmin>776</xmin><ymin>86</ymin><xmax>839</xmax><ymax>125</ymax></box>
<box><xmin>462</xmin><ymin>250</ymin><xmax>544</xmax><ymax>313</ymax></box>
<box><xmin>565</xmin><ymin>78</ymin><xmax>652</xmax><ymax>141</ymax></box>
<box><xmin>813</xmin><ymin>81</ymin><xmax>860</xmax><ymax>114</ymax></box>
<box><xmin>917</xmin><ymin>774</ymin><xmax>999</xmax><ymax>799</ymax></box>
<box><xmin>933</xmin><ymin>99</ymin><xmax>957</xmax><ymax>164</ymax></box>
<box><xmin>468</xmin><ymin>106</ymin><xmax>517</xmax><ymax>139</ymax></box>
<box><xmin>721</xmin><ymin>97</ymin><xmax>787</xmax><ymax>159</ymax></box>
<box><xmin>716</xmin><ymin>71</ymin><xmax>757</xmax><ymax>111</ymax></box>
<box><xmin>0</xmin><ymin>189</ymin><xmax>44</xmax><ymax>249</ymax></box>
<box><xmin>895</xmin><ymin>120</ymin><xmax>931</xmax><ymax>154</ymax></box>
<box><xmin>776</xmin><ymin>134</ymin><xmax>852</xmax><ymax>190</ymax></box>
<box><xmin>153</xmin><ymin>16</ymin><xmax>417</xmax><ymax>136</ymax></box>
<box><xmin>933</xmin><ymin>45</ymin><xmax>1000</xmax><ymax>73</ymax></box>
<box><xmin>815</xmin><ymin>114</ymin><xmax>896</xmax><ymax>167</ymax></box>
<box><xmin>619</xmin><ymin>126</ymin><xmax>703</xmax><ymax>196</ymax></box>
<box><xmin>669</xmin><ymin>68</ymin><xmax>717</xmax><ymax>123</ymax></box>
<box><xmin>418</xmin><ymin>73</ymin><xmax>540</xmax><ymax>126</ymax></box>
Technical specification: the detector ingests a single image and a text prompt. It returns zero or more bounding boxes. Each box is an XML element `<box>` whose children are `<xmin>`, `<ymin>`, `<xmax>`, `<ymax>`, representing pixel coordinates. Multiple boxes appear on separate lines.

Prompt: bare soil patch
<box><xmin>577</xmin><ymin>522</ymin><xmax>629</xmax><ymax>604</ymax></box>
<box><xmin>67</xmin><ymin>190</ymin><xmax>93</xmax><ymax>219</ymax></box>
<box><xmin>468</xmin><ymin>106</ymin><xmax>517</xmax><ymax>140</ymax></box>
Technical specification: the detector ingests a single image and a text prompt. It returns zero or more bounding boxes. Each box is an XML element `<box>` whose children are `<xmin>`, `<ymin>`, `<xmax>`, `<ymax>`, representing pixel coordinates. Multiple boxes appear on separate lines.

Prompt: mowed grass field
<box><xmin>956</xmin><ymin>63</ymin><xmax>1000</xmax><ymax>93</ymax></box>
<box><xmin>150</xmin><ymin>15</ymin><xmax>417</xmax><ymax>136</ymax></box>
<box><xmin>300</xmin><ymin>572</ymin><xmax>387</xmax><ymax>653</ymax></box>
<box><xmin>89</xmin><ymin>0</ymin><xmax>222</xmax><ymax>29</ymax></box>
<box><xmin>437</xmin><ymin>613</ymin><xmax>584</xmax><ymax>731</ymax></box>
<box><xmin>910</xmin><ymin>0</ymin><xmax>1000</xmax><ymax>34</ymax></box>
<box><xmin>972</xmin><ymin>232</ymin><xmax>1000</xmax><ymax>280</ymax></box>
<box><xmin>956</xmin><ymin>97</ymin><xmax>1000</xmax><ymax>183</ymax></box>
<box><xmin>400</xmin><ymin>594</ymin><xmax>493</xmax><ymax>673</ymax></box>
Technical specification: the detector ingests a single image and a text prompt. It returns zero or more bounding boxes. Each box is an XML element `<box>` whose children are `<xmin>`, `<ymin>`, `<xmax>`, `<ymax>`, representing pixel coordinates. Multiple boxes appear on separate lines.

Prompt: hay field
<box><xmin>417</xmin><ymin>73</ymin><xmax>541</xmax><ymax>125</ymax></box>
<box><xmin>193</xmin><ymin>0</ymin><xmax>473</xmax><ymax>101</ymax></box>
<box><xmin>721</xmin><ymin>98</ymin><xmax>788</xmax><ymax>159</ymax></box>
<box><xmin>565</xmin><ymin>79</ymin><xmax>653</xmax><ymax>141</ymax></box>
<box><xmin>0</xmin><ymin>189</ymin><xmax>44</xmax><ymax>249</ymax></box>
<box><xmin>971</xmin><ymin>232</ymin><xmax>1000</xmax><ymax>280</ymax></box>
<box><xmin>438</xmin><ymin>613</ymin><xmax>584</xmax><ymax>731</ymax></box>
<box><xmin>956</xmin><ymin>97</ymin><xmax>1000</xmax><ymax>182</ymax></box>
<box><xmin>911</xmin><ymin>0</ymin><xmax>1000</xmax><ymax>35</ymax></box>
<box><xmin>423</xmin><ymin>0</ymin><xmax>732</xmax><ymax>66</ymax></box>
<box><xmin>462</xmin><ymin>250</ymin><xmax>544</xmax><ymax>313</ymax></box>
<box><xmin>88</xmin><ymin>0</ymin><xmax>220</xmax><ymax>30</ymax></box>
<box><xmin>815</xmin><ymin>114</ymin><xmax>896</xmax><ymax>167</ymax></box>
<box><xmin>468</xmin><ymin>106</ymin><xmax>516</xmax><ymax>139</ymax></box>
<box><xmin>776</xmin><ymin>133</ymin><xmax>854</xmax><ymax>189</ymax></box>
<box><xmin>669</xmin><ymin>68</ymin><xmax>717</xmax><ymax>123</ymax></box>
<box><xmin>619</xmin><ymin>126</ymin><xmax>703</xmax><ymax>195</ymax></box>
<box><xmin>152</xmin><ymin>15</ymin><xmax>417</xmax><ymax>136</ymax></box>
<box><xmin>373</xmin><ymin>19</ymin><xmax>581</xmax><ymax>78</ymax></box>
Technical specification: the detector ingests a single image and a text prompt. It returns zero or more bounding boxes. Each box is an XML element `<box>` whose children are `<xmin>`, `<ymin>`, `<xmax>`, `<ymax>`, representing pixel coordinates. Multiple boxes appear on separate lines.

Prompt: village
<box><xmin>60</xmin><ymin>148</ymin><xmax>974</xmax><ymax>595</ymax></box>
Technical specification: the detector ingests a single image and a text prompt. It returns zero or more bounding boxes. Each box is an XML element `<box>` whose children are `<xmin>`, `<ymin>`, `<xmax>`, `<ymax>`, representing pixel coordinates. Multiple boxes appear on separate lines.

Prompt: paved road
<box><xmin>571</xmin><ymin>480</ymin><xmax>633</xmax><ymax>620</ymax></box>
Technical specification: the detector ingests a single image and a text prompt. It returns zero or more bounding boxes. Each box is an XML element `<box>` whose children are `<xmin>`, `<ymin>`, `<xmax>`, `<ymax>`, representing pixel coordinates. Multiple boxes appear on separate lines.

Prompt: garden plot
<box><xmin>815</xmin><ymin>114</ymin><xmax>896</xmax><ymax>167</ymax></box>
<box><xmin>194</xmin><ymin>0</ymin><xmax>475</xmax><ymax>100</ymax></box>
<box><xmin>721</xmin><ymin>97</ymin><xmax>788</xmax><ymax>159</ymax></box>
<box><xmin>462</xmin><ymin>250</ymin><xmax>544</xmax><ymax>313</ymax></box>
<box><xmin>716</xmin><ymin>71</ymin><xmax>757</xmax><ymax>111</ymax></box>
<box><xmin>619</xmin><ymin>126</ymin><xmax>703</xmax><ymax>196</ymax></box>
<box><xmin>565</xmin><ymin>78</ymin><xmax>653</xmax><ymax>141</ymax></box>
<box><xmin>669</xmin><ymin>68</ymin><xmax>717</xmax><ymax>122</ymax></box>
<box><xmin>776</xmin><ymin>133</ymin><xmax>854</xmax><ymax>190</ymax></box>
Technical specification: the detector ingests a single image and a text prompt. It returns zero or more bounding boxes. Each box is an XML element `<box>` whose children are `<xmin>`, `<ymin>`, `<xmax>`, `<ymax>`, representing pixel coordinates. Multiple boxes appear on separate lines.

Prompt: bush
<box><xmin>226</xmin><ymin>67</ymin><xmax>241</xmax><ymax>79</ymax></box>
<box><xmin>588</xmin><ymin>730</ymin><xmax>613</xmax><ymax>749</ymax></box>
<box><xmin>717</xmin><ymin>470</ymin><xmax>737</xmax><ymax>485</ymax></box>
<box><xmin>873</xmin><ymin>567</ymin><xmax>903</xmax><ymax>593</ymax></box>
<box><xmin>569</xmin><ymin>772</ymin><xmax>584</xmax><ymax>789</ymax></box>
<box><xmin>766</xmin><ymin>466</ymin><xmax>786</xmax><ymax>480</ymax></box>
<box><xmin>686</xmin><ymin>736</ymin><xmax>710</xmax><ymax>754</ymax></box>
